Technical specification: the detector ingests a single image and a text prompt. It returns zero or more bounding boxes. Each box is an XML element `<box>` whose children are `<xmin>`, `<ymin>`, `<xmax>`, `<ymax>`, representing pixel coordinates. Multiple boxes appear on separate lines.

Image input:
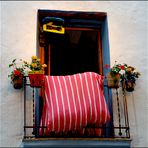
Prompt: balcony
<box><xmin>21</xmin><ymin>76</ymin><xmax>131</xmax><ymax>148</ymax></box>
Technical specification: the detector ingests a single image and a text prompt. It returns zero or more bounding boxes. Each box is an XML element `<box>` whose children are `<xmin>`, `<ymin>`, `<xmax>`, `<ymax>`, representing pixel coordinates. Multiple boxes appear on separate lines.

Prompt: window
<box><xmin>36</xmin><ymin>9</ymin><xmax>113</xmax><ymax>137</ymax></box>
<box><xmin>37</xmin><ymin>10</ymin><xmax>110</xmax><ymax>76</ymax></box>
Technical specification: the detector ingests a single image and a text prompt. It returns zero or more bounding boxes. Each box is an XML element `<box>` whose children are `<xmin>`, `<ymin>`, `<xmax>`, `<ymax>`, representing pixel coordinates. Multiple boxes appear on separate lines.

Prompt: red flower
<box><xmin>120</xmin><ymin>65</ymin><xmax>125</xmax><ymax>70</ymax></box>
<box><xmin>14</xmin><ymin>70</ymin><xmax>21</xmax><ymax>76</ymax></box>
<box><xmin>104</xmin><ymin>64</ymin><xmax>110</xmax><ymax>69</ymax></box>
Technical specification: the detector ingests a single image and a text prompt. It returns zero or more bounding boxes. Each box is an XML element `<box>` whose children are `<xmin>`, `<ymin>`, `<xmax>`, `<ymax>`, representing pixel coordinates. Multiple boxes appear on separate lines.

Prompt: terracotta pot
<box><xmin>125</xmin><ymin>80</ymin><xmax>135</xmax><ymax>92</ymax></box>
<box><xmin>12</xmin><ymin>76</ymin><xmax>23</xmax><ymax>89</ymax></box>
<box><xmin>106</xmin><ymin>73</ymin><xmax>120</xmax><ymax>88</ymax></box>
<box><xmin>28</xmin><ymin>74</ymin><xmax>44</xmax><ymax>87</ymax></box>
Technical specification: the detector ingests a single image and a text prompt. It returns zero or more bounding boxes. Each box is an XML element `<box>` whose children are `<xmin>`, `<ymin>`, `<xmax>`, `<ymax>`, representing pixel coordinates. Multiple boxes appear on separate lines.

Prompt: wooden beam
<box><xmin>38</xmin><ymin>9</ymin><xmax>107</xmax><ymax>23</ymax></box>
<box><xmin>98</xmin><ymin>29</ymin><xmax>103</xmax><ymax>75</ymax></box>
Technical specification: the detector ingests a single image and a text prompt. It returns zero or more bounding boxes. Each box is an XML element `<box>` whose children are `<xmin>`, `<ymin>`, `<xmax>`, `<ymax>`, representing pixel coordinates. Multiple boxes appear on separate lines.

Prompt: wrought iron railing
<box><xmin>23</xmin><ymin>76</ymin><xmax>130</xmax><ymax>139</ymax></box>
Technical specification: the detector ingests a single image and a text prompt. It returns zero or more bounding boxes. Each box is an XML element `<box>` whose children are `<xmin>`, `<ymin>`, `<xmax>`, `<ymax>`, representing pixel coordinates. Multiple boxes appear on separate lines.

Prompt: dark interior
<box><xmin>45</xmin><ymin>30</ymin><xmax>99</xmax><ymax>76</ymax></box>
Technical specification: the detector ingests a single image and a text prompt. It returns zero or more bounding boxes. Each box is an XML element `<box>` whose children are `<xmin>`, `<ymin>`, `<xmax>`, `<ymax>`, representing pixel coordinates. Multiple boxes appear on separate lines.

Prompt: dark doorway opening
<box><xmin>45</xmin><ymin>30</ymin><xmax>99</xmax><ymax>76</ymax></box>
<box><xmin>38</xmin><ymin>10</ymin><xmax>106</xmax><ymax>75</ymax></box>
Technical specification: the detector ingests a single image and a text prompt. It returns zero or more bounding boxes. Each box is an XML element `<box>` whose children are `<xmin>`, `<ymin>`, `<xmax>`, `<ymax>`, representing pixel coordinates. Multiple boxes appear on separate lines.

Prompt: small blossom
<box><xmin>14</xmin><ymin>70</ymin><xmax>21</xmax><ymax>76</ymax></box>
<box><xmin>8</xmin><ymin>58</ymin><xmax>25</xmax><ymax>83</ymax></box>
<box><xmin>104</xmin><ymin>64</ymin><xmax>110</xmax><ymax>69</ymax></box>
<box><xmin>37</xmin><ymin>58</ymin><xmax>41</xmax><ymax>62</ymax></box>
<box><xmin>23</xmin><ymin>56</ymin><xmax>47</xmax><ymax>74</ymax></box>
<box><xmin>42</xmin><ymin>64</ymin><xmax>47</xmax><ymax>68</ymax></box>
<box><xmin>126</xmin><ymin>68</ymin><xmax>132</xmax><ymax>72</ymax></box>
<box><xmin>31</xmin><ymin>63</ymin><xmax>37</xmax><ymax>68</ymax></box>
<box><xmin>120</xmin><ymin>65</ymin><xmax>125</xmax><ymax>70</ymax></box>
<box><xmin>119</xmin><ymin>70</ymin><xmax>125</xmax><ymax>75</ymax></box>
<box><xmin>128</xmin><ymin>66</ymin><xmax>135</xmax><ymax>71</ymax></box>
<box><xmin>31</xmin><ymin>56</ymin><xmax>37</xmax><ymax>60</ymax></box>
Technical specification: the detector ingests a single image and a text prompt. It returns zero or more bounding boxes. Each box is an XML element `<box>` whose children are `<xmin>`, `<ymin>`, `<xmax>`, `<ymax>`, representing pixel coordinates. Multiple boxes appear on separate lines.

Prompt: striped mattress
<box><xmin>39</xmin><ymin>72</ymin><xmax>110</xmax><ymax>136</ymax></box>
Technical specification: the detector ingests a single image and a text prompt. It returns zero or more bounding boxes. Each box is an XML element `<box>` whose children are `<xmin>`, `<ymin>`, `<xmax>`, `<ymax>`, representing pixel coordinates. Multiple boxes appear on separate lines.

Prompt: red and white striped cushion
<box><xmin>40</xmin><ymin>72</ymin><xmax>110</xmax><ymax>135</ymax></box>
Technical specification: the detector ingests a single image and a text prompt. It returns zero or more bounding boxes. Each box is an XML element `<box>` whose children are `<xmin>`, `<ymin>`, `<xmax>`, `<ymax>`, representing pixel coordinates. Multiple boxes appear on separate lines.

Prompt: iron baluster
<box><xmin>24</xmin><ymin>76</ymin><xmax>27</xmax><ymax>138</ymax></box>
<box><xmin>122</xmin><ymin>80</ymin><xmax>130</xmax><ymax>138</ymax></box>
<box><xmin>116</xmin><ymin>88</ymin><xmax>122</xmax><ymax>136</ymax></box>
<box><xmin>32</xmin><ymin>87</ymin><xmax>35</xmax><ymax>135</ymax></box>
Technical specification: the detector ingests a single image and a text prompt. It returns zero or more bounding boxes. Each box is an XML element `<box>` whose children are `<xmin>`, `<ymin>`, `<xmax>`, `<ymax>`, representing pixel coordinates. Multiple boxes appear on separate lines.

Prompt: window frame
<box><xmin>36</xmin><ymin>9</ymin><xmax>112</xmax><ymax>137</ymax></box>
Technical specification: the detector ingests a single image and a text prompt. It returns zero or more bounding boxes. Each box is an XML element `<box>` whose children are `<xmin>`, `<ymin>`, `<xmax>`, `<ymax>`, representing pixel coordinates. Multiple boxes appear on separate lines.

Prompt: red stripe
<box><xmin>66</xmin><ymin>76</ymin><xmax>76</xmax><ymax>130</ymax></box>
<box><xmin>78</xmin><ymin>74</ymin><xmax>87</xmax><ymax>126</ymax></box>
<box><xmin>57</xmin><ymin>76</ymin><xmax>66</xmax><ymax>131</ymax></box>
<box><xmin>84</xmin><ymin>73</ymin><xmax>93</xmax><ymax>123</ymax></box>
<box><xmin>63</xmin><ymin>76</ymin><xmax>72</xmax><ymax>130</ymax></box>
<box><xmin>97</xmin><ymin>75</ymin><xmax>110</xmax><ymax>123</ymax></box>
<box><xmin>50</xmin><ymin>76</ymin><xmax>59</xmax><ymax>131</ymax></box>
<box><xmin>83</xmin><ymin>73</ymin><xmax>91</xmax><ymax>123</ymax></box>
<box><xmin>91</xmin><ymin>73</ymin><xmax>101</xmax><ymax>124</ymax></box>
<box><xmin>94</xmin><ymin>74</ymin><xmax>102</xmax><ymax>124</ymax></box>
<box><xmin>87</xmin><ymin>72</ymin><xmax>96</xmax><ymax>123</ymax></box>
<box><xmin>89</xmin><ymin>72</ymin><xmax>98</xmax><ymax>123</ymax></box>
<box><xmin>74</xmin><ymin>75</ymin><xmax>82</xmax><ymax>129</ymax></box>
<box><xmin>45</xmin><ymin>77</ymin><xmax>53</xmax><ymax>133</ymax></box>
<box><xmin>69</xmin><ymin>75</ymin><xmax>80</xmax><ymax>129</ymax></box>
<box><xmin>97</xmin><ymin>75</ymin><xmax>105</xmax><ymax>123</ymax></box>
<box><xmin>54</xmin><ymin>76</ymin><xmax>64</xmax><ymax>131</ymax></box>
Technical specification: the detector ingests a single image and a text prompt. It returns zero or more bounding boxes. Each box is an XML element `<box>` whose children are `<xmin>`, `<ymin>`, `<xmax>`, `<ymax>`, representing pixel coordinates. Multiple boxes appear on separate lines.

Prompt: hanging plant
<box><xmin>121</xmin><ymin>65</ymin><xmax>141</xmax><ymax>92</ymax></box>
<box><xmin>8</xmin><ymin>59</ymin><xmax>25</xmax><ymax>89</ymax></box>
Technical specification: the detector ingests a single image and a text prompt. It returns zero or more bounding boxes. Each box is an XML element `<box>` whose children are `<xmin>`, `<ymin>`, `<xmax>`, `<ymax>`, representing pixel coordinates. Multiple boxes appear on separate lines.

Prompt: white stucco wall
<box><xmin>0</xmin><ymin>1</ymin><xmax>147</xmax><ymax>147</ymax></box>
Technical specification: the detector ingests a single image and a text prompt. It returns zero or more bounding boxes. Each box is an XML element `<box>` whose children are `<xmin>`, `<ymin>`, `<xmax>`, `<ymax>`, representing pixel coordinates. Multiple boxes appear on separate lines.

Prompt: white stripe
<box><xmin>104</xmin><ymin>98</ymin><xmax>108</xmax><ymax>123</ymax></box>
<box><xmin>89</xmin><ymin>72</ymin><xmax>98</xmax><ymax>122</ymax></box>
<box><xmin>84</xmin><ymin>73</ymin><xmax>92</xmax><ymax>121</ymax></box>
<box><xmin>45</xmin><ymin>92</ymin><xmax>51</xmax><ymax>132</ymax></box>
<box><xmin>74</xmin><ymin>75</ymin><xmax>82</xmax><ymax>128</ymax></box>
<box><xmin>95</xmin><ymin>74</ymin><xmax>102</xmax><ymax>123</ymax></box>
<box><xmin>63</xmin><ymin>76</ymin><xmax>72</xmax><ymax>130</ymax></box>
<box><xmin>98</xmin><ymin>76</ymin><xmax>108</xmax><ymax>123</ymax></box>
<box><xmin>79</xmin><ymin>74</ymin><xmax>87</xmax><ymax>126</ymax></box>
<box><xmin>46</xmin><ymin>76</ymin><xmax>55</xmax><ymax>131</ymax></box>
<box><xmin>68</xmin><ymin>76</ymin><xmax>77</xmax><ymax>129</ymax></box>
<box><xmin>51</xmin><ymin>76</ymin><xmax>60</xmax><ymax>131</ymax></box>
<box><xmin>57</xmin><ymin>76</ymin><xmax>66</xmax><ymax>131</ymax></box>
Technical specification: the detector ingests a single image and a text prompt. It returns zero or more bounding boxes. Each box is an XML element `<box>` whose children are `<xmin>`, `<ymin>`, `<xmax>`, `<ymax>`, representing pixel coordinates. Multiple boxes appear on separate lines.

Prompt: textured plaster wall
<box><xmin>0</xmin><ymin>1</ymin><xmax>147</xmax><ymax>147</ymax></box>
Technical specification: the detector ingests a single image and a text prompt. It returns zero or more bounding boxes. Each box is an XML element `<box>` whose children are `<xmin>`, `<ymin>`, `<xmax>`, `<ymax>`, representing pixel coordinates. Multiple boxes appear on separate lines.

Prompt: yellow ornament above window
<box><xmin>42</xmin><ymin>17</ymin><xmax>65</xmax><ymax>34</ymax></box>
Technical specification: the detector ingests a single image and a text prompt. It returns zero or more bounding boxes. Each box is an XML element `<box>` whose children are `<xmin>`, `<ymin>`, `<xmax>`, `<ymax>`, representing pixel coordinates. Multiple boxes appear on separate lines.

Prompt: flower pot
<box><xmin>28</xmin><ymin>73</ymin><xmax>44</xmax><ymax>87</ymax></box>
<box><xmin>125</xmin><ymin>80</ymin><xmax>135</xmax><ymax>92</ymax></box>
<box><xmin>106</xmin><ymin>73</ymin><xmax>120</xmax><ymax>88</ymax></box>
<box><xmin>12</xmin><ymin>76</ymin><xmax>23</xmax><ymax>89</ymax></box>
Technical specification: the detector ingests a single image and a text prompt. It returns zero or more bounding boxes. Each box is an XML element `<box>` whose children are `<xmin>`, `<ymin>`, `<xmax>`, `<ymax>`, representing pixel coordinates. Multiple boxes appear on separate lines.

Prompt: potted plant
<box><xmin>121</xmin><ymin>65</ymin><xmax>141</xmax><ymax>92</ymax></box>
<box><xmin>104</xmin><ymin>62</ymin><xmax>141</xmax><ymax>91</ymax></box>
<box><xmin>104</xmin><ymin>62</ymin><xmax>124</xmax><ymax>88</ymax></box>
<box><xmin>23</xmin><ymin>56</ymin><xmax>47</xmax><ymax>87</ymax></box>
<box><xmin>8</xmin><ymin>59</ymin><xmax>25</xmax><ymax>89</ymax></box>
